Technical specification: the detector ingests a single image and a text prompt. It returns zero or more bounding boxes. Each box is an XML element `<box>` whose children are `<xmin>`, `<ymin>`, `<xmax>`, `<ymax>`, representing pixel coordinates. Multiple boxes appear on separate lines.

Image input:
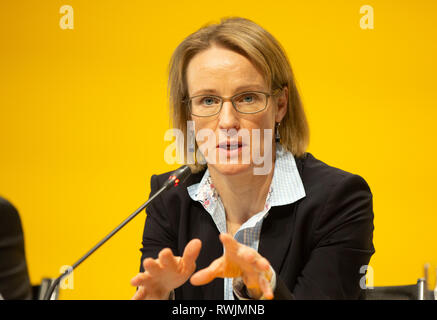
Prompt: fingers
<box><xmin>130</xmin><ymin>272</ymin><xmax>146</xmax><ymax>287</ymax></box>
<box><xmin>220</xmin><ymin>233</ymin><xmax>274</xmax><ymax>299</ymax></box>
<box><xmin>132</xmin><ymin>249</ymin><xmax>177</xmax><ymax>290</ymax></box>
<box><xmin>219</xmin><ymin>233</ymin><xmax>239</xmax><ymax>254</ymax></box>
<box><xmin>182</xmin><ymin>238</ymin><xmax>202</xmax><ymax>264</ymax></box>
<box><xmin>254</xmin><ymin>256</ymin><xmax>270</xmax><ymax>272</ymax></box>
<box><xmin>258</xmin><ymin>273</ymin><xmax>274</xmax><ymax>300</ymax></box>
<box><xmin>131</xmin><ymin>286</ymin><xmax>147</xmax><ymax>300</ymax></box>
<box><xmin>190</xmin><ymin>258</ymin><xmax>223</xmax><ymax>286</ymax></box>
<box><xmin>143</xmin><ymin>257</ymin><xmax>161</xmax><ymax>274</ymax></box>
<box><xmin>133</xmin><ymin>251</ymin><xmax>174</xmax><ymax>288</ymax></box>
<box><xmin>159</xmin><ymin>248</ymin><xmax>178</xmax><ymax>270</ymax></box>
<box><xmin>221</xmin><ymin>233</ymin><xmax>269</xmax><ymax>272</ymax></box>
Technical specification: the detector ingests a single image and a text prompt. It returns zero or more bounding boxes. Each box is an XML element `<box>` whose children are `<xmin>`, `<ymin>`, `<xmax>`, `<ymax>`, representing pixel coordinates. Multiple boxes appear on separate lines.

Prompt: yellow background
<box><xmin>1</xmin><ymin>0</ymin><xmax>436</xmax><ymax>299</ymax></box>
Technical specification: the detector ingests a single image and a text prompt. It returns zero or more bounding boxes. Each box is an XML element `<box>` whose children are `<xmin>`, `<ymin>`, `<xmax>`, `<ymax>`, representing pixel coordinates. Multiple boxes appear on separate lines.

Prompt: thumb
<box><xmin>190</xmin><ymin>257</ymin><xmax>223</xmax><ymax>286</ymax></box>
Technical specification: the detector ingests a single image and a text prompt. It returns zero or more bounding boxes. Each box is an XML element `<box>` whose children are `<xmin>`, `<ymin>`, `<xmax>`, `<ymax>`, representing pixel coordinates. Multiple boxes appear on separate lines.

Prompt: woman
<box><xmin>130</xmin><ymin>17</ymin><xmax>375</xmax><ymax>300</ymax></box>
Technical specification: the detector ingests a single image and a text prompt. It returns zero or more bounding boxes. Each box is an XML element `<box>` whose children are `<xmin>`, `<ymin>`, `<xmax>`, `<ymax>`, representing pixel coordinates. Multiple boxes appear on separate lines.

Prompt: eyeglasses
<box><xmin>186</xmin><ymin>88</ymin><xmax>282</xmax><ymax>117</ymax></box>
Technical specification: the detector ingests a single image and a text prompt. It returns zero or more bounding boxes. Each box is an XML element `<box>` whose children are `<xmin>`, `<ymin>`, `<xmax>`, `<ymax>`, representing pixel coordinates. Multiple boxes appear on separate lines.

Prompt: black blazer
<box><xmin>139</xmin><ymin>152</ymin><xmax>375</xmax><ymax>299</ymax></box>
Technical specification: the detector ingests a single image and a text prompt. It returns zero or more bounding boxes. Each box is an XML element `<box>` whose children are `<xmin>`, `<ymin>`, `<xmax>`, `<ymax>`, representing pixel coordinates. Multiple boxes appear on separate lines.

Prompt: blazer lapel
<box><xmin>258</xmin><ymin>202</ymin><xmax>298</xmax><ymax>273</ymax></box>
<box><xmin>258</xmin><ymin>154</ymin><xmax>306</xmax><ymax>273</ymax></box>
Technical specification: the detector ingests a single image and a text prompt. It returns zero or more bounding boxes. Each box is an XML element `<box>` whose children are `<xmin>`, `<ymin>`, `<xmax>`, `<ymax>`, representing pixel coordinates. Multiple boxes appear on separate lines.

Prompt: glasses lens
<box><xmin>233</xmin><ymin>92</ymin><xmax>267</xmax><ymax>113</ymax></box>
<box><xmin>190</xmin><ymin>96</ymin><xmax>221</xmax><ymax>116</ymax></box>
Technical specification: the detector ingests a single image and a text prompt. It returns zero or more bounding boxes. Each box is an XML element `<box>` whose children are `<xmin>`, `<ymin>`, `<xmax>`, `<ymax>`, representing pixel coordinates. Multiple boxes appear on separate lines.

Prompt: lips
<box><xmin>216</xmin><ymin>140</ymin><xmax>244</xmax><ymax>150</ymax></box>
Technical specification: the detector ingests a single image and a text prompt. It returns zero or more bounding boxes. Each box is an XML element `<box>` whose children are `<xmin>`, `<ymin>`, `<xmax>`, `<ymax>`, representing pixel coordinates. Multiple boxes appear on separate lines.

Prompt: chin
<box><xmin>208</xmin><ymin>162</ymin><xmax>253</xmax><ymax>176</ymax></box>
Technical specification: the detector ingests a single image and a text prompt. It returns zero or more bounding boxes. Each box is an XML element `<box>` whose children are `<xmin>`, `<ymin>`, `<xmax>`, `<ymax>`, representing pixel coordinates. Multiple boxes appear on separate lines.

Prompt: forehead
<box><xmin>186</xmin><ymin>46</ymin><xmax>268</xmax><ymax>95</ymax></box>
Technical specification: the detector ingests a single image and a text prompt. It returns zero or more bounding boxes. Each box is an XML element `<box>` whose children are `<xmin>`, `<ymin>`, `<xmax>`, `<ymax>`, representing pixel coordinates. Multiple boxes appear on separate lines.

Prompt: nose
<box><xmin>218</xmin><ymin>100</ymin><xmax>240</xmax><ymax>131</ymax></box>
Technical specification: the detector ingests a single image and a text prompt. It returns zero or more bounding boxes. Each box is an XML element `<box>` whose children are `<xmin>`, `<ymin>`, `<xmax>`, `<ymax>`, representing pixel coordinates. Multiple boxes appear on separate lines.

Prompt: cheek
<box><xmin>242</xmin><ymin>114</ymin><xmax>275</xmax><ymax>135</ymax></box>
<box><xmin>192</xmin><ymin>118</ymin><xmax>216</xmax><ymax>136</ymax></box>
<box><xmin>243</xmin><ymin>116</ymin><xmax>275</xmax><ymax>152</ymax></box>
<box><xmin>192</xmin><ymin>118</ymin><xmax>217</xmax><ymax>148</ymax></box>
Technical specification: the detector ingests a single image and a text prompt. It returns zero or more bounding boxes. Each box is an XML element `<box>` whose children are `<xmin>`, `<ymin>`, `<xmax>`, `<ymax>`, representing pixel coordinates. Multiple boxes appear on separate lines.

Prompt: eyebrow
<box><xmin>191</xmin><ymin>84</ymin><xmax>266</xmax><ymax>96</ymax></box>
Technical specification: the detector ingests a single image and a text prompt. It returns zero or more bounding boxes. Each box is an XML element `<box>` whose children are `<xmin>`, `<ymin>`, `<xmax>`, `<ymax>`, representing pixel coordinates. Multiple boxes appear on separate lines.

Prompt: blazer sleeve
<box><xmin>139</xmin><ymin>175</ymin><xmax>178</xmax><ymax>273</ymax></box>
<box><xmin>285</xmin><ymin>173</ymin><xmax>375</xmax><ymax>299</ymax></box>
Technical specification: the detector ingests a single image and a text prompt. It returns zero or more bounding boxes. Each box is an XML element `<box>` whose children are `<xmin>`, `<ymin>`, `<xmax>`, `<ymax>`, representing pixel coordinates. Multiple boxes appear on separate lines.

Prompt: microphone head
<box><xmin>164</xmin><ymin>165</ymin><xmax>192</xmax><ymax>190</ymax></box>
<box><xmin>174</xmin><ymin>165</ymin><xmax>192</xmax><ymax>182</ymax></box>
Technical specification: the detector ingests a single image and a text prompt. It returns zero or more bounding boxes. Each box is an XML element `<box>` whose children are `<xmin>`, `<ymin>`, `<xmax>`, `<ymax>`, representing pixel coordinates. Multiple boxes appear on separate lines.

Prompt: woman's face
<box><xmin>186</xmin><ymin>45</ymin><xmax>287</xmax><ymax>176</ymax></box>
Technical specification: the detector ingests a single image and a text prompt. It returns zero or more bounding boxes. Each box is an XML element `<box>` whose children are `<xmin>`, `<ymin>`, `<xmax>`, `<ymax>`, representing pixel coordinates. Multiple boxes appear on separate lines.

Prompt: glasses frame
<box><xmin>186</xmin><ymin>88</ymin><xmax>282</xmax><ymax>117</ymax></box>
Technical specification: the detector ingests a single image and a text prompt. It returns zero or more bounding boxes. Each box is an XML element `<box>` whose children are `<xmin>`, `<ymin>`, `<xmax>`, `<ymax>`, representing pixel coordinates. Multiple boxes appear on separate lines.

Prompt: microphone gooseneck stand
<box><xmin>43</xmin><ymin>165</ymin><xmax>191</xmax><ymax>300</ymax></box>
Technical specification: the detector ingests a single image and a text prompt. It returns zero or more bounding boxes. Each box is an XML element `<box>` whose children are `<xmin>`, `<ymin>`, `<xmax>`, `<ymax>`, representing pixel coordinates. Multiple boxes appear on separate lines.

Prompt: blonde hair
<box><xmin>167</xmin><ymin>17</ymin><xmax>309</xmax><ymax>173</ymax></box>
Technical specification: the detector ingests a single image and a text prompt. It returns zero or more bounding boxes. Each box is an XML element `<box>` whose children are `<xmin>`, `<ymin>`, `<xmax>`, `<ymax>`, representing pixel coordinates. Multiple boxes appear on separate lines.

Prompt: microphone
<box><xmin>43</xmin><ymin>165</ymin><xmax>192</xmax><ymax>300</ymax></box>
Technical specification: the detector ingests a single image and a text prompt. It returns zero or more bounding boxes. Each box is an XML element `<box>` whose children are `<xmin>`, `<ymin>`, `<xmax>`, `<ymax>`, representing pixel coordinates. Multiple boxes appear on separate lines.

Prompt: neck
<box><xmin>208</xmin><ymin>162</ymin><xmax>275</xmax><ymax>225</ymax></box>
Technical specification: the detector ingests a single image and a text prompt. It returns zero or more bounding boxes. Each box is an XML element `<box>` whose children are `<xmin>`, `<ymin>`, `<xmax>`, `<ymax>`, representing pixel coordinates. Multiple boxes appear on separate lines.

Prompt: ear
<box><xmin>275</xmin><ymin>86</ymin><xmax>288</xmax><ymax>123</ymax></box>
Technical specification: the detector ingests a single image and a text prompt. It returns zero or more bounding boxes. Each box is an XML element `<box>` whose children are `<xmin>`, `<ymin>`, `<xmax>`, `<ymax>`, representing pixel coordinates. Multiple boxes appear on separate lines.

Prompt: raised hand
<box><xmin>190</xmin><ymin>233</ymin><xmax>274</xmax><ymax>300</ymax></box>
<box><xmin>130</xmin><ymin>238</ymin><xmax>201</xmax><ymax>300</ymax></box>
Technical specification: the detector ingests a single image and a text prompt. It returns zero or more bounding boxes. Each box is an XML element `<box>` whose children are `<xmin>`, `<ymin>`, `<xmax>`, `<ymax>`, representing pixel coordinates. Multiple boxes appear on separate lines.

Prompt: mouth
<box><xmin>216</xmin><ymin>140</ymin><xmax>245</xmax><ymax>151</ymax></box>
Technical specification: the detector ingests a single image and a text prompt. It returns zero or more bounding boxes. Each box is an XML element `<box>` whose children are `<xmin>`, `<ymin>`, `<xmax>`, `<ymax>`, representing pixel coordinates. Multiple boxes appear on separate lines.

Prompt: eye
<box><xmin>201</xmin><ymin>96</ymin><xmax>220</xmax><ymax>106</ymax></box>
<box><xmin>237</xmin><ymin>93</ymin><xmax>258</xmax><ymax>104</ymax></box>
<box><xmin>243</xmin><ymin>95</ymin><xmax>253</xmax><ymax>102</ymax></box>
<box><xmin>203</xmin><ymin>97</ymin><xmax>214</xmax><ymax>105</ymax></box>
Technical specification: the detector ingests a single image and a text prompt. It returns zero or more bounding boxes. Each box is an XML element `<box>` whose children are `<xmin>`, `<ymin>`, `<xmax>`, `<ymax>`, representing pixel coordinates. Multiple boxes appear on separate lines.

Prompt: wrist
<box><xmin>233</xmin><ymin>266</ymin><xmax>275</xmax><ymax>300</ymax></box>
